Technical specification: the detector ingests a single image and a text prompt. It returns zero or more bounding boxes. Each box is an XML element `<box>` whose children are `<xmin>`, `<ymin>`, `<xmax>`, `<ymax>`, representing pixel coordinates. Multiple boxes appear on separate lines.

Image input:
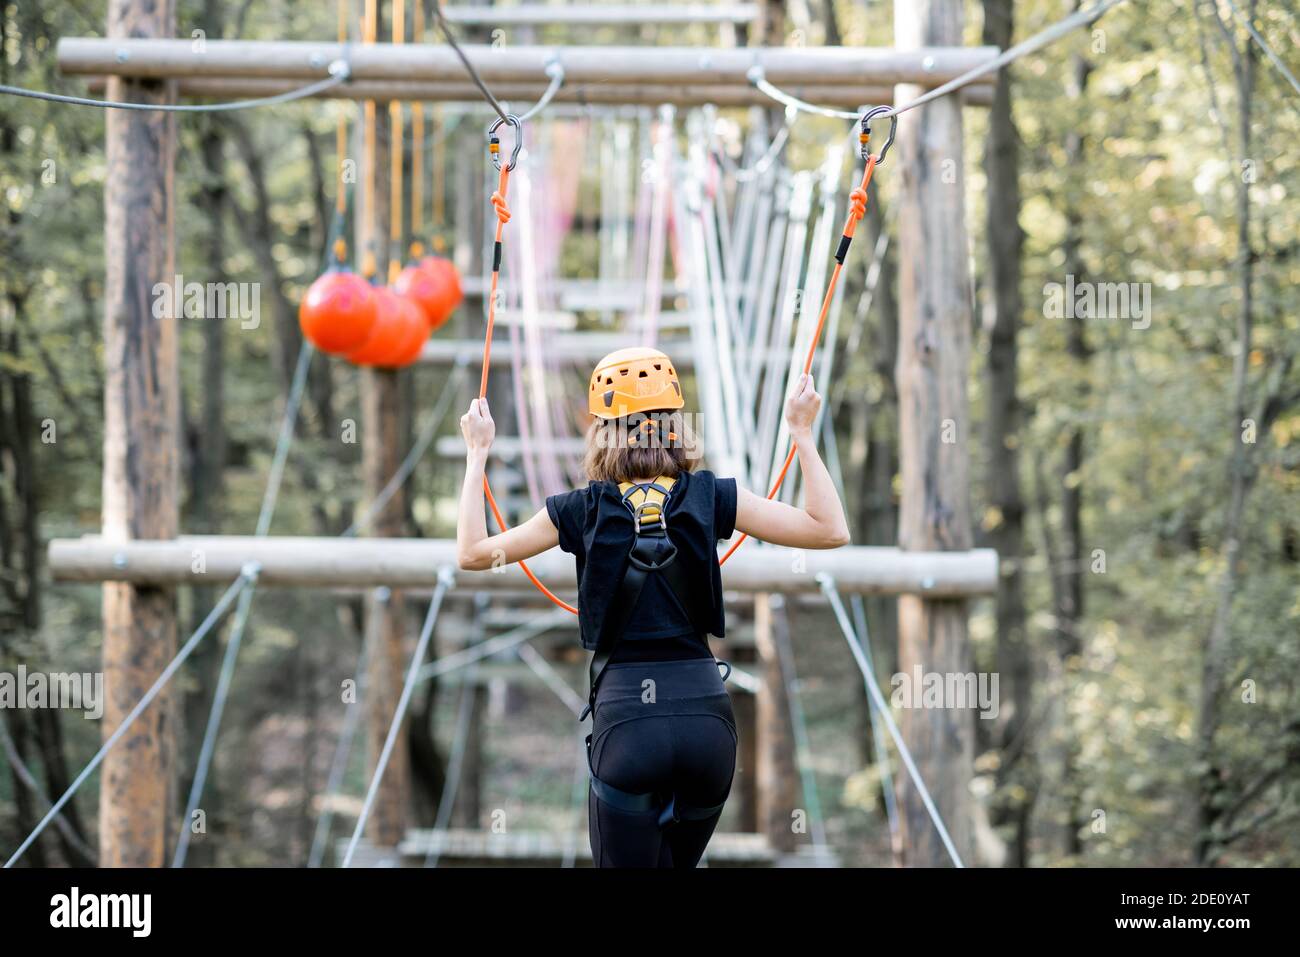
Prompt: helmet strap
<box><xmin>626</xmin><ymin>416</ymin><xmax>678</xmax><ymax>447</ymax></box>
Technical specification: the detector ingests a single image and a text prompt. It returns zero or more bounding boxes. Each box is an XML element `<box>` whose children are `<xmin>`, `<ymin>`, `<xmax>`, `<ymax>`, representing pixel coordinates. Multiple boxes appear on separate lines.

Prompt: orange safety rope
<box><xmin>410</xmin><ymin>1</ymin><xmax>424</xmax><ymax>259</ymax></box>
<box><xmin>482</xmin><ymin>132</ymin><xmax>881</xmax><ymax>611</ymax></box>
<box><xmin>332</xmin><ymin>0</ymin><xmax>349</xmax><ymax>264</ymax></box>
<box><xmin>360</xmin><ymin>0</ymin><xmax>378</xmax><ymax>279</ymax></box>
<box><xmin>480</xmin><ymin>161</ymin><xmax>579</xmax><ymax>614</ymax></box>
<box><xmin>720</xmin><ymin>153</ymin><xmax>877</xmax><ymax>565</ymax></box>
<box><xmin>387</xmin><ymin>0</ymin><xmax>405</xmax><ymax>286</ymax></box>
<box><xmin>334</xmin><ymin>0</ymin><xmax>348</xmax><ymax>218</ymax></box>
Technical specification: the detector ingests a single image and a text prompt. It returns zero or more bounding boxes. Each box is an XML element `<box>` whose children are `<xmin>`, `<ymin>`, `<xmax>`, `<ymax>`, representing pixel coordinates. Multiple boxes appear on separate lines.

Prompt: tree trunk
<box><xmin>893</xmin><ymin>0</ymin><xmax>975</xmax><ymax>868</ymax></box>
<box><xmin>858</xmin><ymin>184</ymin><xmax>900</xmax><ymax>766</ymax></box>
<box><xmin>980</xmin><ymin>0</ymin><xmax>1034</xmax><ymax>868</ymax></box>
<box><xmin>178</xmin><ymin>62</ymin><xmax>230</xmax><ymax>868</ymax></box>
<box><xmin>226</xmin><ymin>117</ymin><xmax>303</xmax><ymax>395</ymax></box>
<box><xmin>1051</xmin><ymin>32</ymin><xmax>1094</xmax><ymax>859</ymax></box>
<box><xmin>99</xmin><ymin>0</ymin><xmax>179</xmax><ymax>869</ymax></box>
<box><xmin>1195</xmin><ymin>0</ymin><xmax>1258</xmax><ymax>867</ymax></box>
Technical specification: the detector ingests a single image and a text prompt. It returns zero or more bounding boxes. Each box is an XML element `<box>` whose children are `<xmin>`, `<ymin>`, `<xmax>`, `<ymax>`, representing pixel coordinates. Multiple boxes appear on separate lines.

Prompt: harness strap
<box><xmin>579</xmin><ymin>475</ymin><xmax>729</xmax><ymax>828</ymax></box>
<box><xmin>580</xmin><ymin>476</ymin><xmax>690</xmax><ymax>721</ymax></box>
<box><xmin>581</xmin><ymin>530</ymin><xmax>682</xmax><ymax>720</ymax></box>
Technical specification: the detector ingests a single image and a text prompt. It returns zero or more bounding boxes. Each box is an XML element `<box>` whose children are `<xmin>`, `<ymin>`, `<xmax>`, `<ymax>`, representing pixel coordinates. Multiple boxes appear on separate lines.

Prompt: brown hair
<box><xmin>582</xmin><ymin>410</ymin><xmax>698</xmax><ymax>484</ymax></box>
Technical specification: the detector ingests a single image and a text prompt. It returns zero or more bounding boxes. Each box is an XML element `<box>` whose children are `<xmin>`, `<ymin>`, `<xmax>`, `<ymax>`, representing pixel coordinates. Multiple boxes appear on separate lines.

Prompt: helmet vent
<box><xmin>638</xmin><ymin>370</ymin><xmax>648</xmax><ymax>377</ymax></box>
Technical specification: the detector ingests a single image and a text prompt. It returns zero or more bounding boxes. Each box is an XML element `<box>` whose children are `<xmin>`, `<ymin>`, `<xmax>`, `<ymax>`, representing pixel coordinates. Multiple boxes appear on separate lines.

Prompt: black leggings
<box><xmin>587</xmin><ymin>658</ymin><xmax>738</xmax><ymax>868</ymax></box>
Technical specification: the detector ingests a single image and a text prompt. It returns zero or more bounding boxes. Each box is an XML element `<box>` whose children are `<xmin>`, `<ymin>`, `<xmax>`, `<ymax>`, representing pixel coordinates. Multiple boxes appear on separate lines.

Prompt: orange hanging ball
<box><xmin>347</xmin><ymin>287</ymin><xmax>427</xmax><ymax>368</ymax></box>
<box><xmin>386</xmin><ymin>295</ymin><xmax>432</xmax><ymax>368</ymax></box>
<box><xmin>394</xmin><ymin>263</ymin><xmax>445</xmax><ymax>330</ymax></box>
<box><xmin>346</xmin><ymin>286</ymin><xmax>404</xmax><ymax>366</ymax></box>
<box><xmin>298</xmin><ymin>270</ymin><xmax>378</xmax><ymax>355</ymax></box>
<box><xmin>417</xmin><ymin>255</ymin><xmax>464</xmax><ymax>331</ymax></box>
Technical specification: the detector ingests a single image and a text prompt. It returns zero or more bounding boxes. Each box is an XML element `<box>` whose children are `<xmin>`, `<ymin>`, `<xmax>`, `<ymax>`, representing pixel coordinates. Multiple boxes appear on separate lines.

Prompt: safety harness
<box><xmin>580</xmin><ymin>475</ymin><xmax>732</xmax><ymax>829</ymax></box>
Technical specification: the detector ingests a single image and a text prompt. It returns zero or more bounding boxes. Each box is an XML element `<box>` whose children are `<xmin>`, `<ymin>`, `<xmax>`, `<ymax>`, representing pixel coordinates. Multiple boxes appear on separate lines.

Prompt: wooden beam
<box><xmin>80</xmin><ymin>75</ymin><xmax>993</xmax><ymax>108</ymax></box>
<box><xmin>98</xmin><ymin>0</ymin><xmax>178</xmax><ymax>870</ymax></box>
<box><xmin>393</xmin><ymin>828</ymin><xmax>776</xmax><ymax>866</ymax></box>
<box><xmin>893</xmin><ymin>0</ymin><xmax>976</xmax><ymax>868</ymax></box>
<box><xmin>58</xmin><ymin>39</ymin><xmax>1000</xmax><ymax>88</ymax></box>
<box><xmin>433</xmin><ymin>436</ymin><xmax>587</xmax><ymax>458</ymax></box>
<box><xmin>437</xmin><ymin>4</ymin><xmax>760</xmax><ymax>26</ymax></box>
<box><xmin>418</xmin><ymin>334</ymin><xmax>695</xmax><ymax>366</ymax></box>
<box><xmin>419</xmin><ymin>337</ymin><xmax>811</xmax><ymax>367</ymax></box>
<box><xmin>48</xmin><ymin>536</ymin><xmax>998</xmax><ymax>596</ymax></box>
<box><xmin>458</xmin><ymin>276</ymin><xmax>686</xmax><ymax>308</ymax></box>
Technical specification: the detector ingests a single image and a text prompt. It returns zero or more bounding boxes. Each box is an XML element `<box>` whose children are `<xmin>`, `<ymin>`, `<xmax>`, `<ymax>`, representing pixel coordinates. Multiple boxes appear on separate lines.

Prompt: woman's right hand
<box><xmin>784</xmin><ymin>373</ymin><xmax>822</xmax><ymax>436</ymax></box>
<box><xmin>460</xmin><ymin>397</ymin><xmax>495</xmax><ymax>457</ymax></box>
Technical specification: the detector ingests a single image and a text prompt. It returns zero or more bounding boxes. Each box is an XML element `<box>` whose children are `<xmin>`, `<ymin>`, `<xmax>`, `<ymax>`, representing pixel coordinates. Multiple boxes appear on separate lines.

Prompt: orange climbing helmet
<box><xmin>588</xmin><ymin>347</ymin><xmax>684</xmax><ymax>419</ymax></box>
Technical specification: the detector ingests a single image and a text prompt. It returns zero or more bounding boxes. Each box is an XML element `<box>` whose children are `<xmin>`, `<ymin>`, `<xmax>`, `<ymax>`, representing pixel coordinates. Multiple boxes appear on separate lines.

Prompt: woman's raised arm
<box><xmin>733</xmin><ymin>374</ymin><xmax>850</xmax><ymax>550</ymax></box>
<box><xmin>456</xmin><ymin>397</ymin><xmax>560</xmax><ymax>570</ymax></box>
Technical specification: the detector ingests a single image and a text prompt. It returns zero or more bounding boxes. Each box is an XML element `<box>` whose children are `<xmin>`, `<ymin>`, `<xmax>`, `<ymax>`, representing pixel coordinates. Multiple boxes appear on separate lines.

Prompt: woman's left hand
<box><xmin>460</xmin><ymin>398</ymin><xmax>495</xmax><ymax>456</ymax></box>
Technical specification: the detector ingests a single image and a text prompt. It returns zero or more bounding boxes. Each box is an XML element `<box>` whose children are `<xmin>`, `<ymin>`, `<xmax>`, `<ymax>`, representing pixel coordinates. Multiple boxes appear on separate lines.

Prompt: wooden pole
<box><xmin>754</xmin><ymin>593</ymin><xmax>798</xmax><ymax>854</ymax></box>
<box><xmin>418</xmin><ymin>334</ymin><xmax>697</xmax><ymax>367</ymax></box>
<box><xmin>435</xmin><ymin>4</ymin><xmax>761</xmax><ymax>26</ymax></box>
<box><xmin>57</xmin><ymin>39</ymin><xmax>1001</xmax><ymax>88</ymax></box>
<box><xmin>756</xmin><ymin>0</ymin><xmax>786</xmax><ymax>47</ymax></box>
<box><xmin>76</xmin><ymin>76</ymin><xmax>994</xmax><ymax>109</ymax></box>
<box><xmin>81</xmin><ymin>75</ymin><xmax>995</xmax><ymax>108</ymax></box>
<box><xmin>357</xmin><ymin>0</ymin><xmax>409</xmax><ymax>853</ymax></box>
<box><xmin>48</xmin><ymin>536</ymin><xmax>999</xmax><ymax>596</ymax></box>
<box><xmin>723</xmin><ymin>621</ymin><xmax>759</xmax><ymax>833</ymax></box>
<box><xmin>98</xmin><ymin>0</ymin><xmax>178</xmax><ymax>869</ymax></box>
<box><xmin>893</xmin><ymin>0</ymin><xmax>976</xmax><ymax>868</ymax></box>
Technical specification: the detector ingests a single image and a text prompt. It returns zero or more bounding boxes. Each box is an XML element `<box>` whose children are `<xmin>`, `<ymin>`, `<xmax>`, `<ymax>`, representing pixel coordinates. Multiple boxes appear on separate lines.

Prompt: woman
<box><xmin>457</xmin><ymin>347</ymin><xmax>849</xmax><ymax>867</ymax></box>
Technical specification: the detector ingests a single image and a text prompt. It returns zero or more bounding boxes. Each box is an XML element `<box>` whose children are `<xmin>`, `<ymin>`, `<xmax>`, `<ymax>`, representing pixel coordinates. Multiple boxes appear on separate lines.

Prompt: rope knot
<box><xmin>848</xmin><ymin>186</ymin><xmax>868</xmax><ymax>222</ymax></box>
<box><xmin>491</xmin><ymin>191</ymin><xmax>511</xmax><ymax>225</ymax></box>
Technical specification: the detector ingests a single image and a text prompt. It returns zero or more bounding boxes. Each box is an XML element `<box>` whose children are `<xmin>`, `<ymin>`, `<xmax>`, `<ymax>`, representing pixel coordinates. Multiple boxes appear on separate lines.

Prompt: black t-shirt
<box><xmin>545</xmin><ymin>470</ymin><xmax>737</xmax><ymax>662</ymax></box>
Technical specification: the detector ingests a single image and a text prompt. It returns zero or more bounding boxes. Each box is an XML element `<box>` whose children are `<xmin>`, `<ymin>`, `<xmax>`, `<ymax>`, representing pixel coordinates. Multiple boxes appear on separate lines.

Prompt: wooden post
<box><xmin>754</xmin><ymin>593</ymin><xmax>798</xmax><ymax>853</ymax></box>
<box><xmin>357</xmin><ymin>0</ymin><xmax>409</xmax><ymax>852</ymax></box>
<box><xmin>756</xmin><ymin>0</ymin><xmax>786</xmax><ymax>46</ymax></box>
<box><xmin>725</xmin><ymin>629</ymin><xmax>759</xmax><ymax>833</ymax></box>
<box><xmin>98</xmin><ymin>0</ymin><xmax>178</xmax><ymax>868</ymax></box>
<box><xmin>893</xmin><ymin>0</ymin><xmax>975</xmax><ymax>868</ymax></box>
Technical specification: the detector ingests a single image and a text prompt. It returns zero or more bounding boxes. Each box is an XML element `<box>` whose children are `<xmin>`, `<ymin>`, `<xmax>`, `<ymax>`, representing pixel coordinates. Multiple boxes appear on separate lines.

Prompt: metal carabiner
<box><xmin>487</xmin><ymin>113</ymin><xmax>523</xmax><ymax>172</ymax></box>
<box><xmin>860</xmin><ymin>106</ymin><xmax>898</xmax><ymax>165</ymax></box>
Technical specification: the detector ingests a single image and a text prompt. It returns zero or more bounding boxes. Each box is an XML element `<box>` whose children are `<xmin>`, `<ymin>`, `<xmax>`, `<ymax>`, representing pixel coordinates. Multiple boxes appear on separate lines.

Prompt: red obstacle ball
<box><xmin>346</xmin><ymin>287</ymin><xmax>427</xmax><ymax>368</ymax></box>
<box><xmin>298</xmin><ymin>270</ymin><xmax>377</xmax><ymax>355</ymax></box>
<box><xmin>386</xmin><ymin>295</ymin><xmax>432</xmax><ymax>368</ymax></box>
<box><xmin>416</xmin><ymin>255</ymin><xmax>464</xmax><ymax>331</ymax></box>
<box><xmin>394</xmin><ymin>263</ymin><xmax>446</xmax><ymax>330</ymax></box>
